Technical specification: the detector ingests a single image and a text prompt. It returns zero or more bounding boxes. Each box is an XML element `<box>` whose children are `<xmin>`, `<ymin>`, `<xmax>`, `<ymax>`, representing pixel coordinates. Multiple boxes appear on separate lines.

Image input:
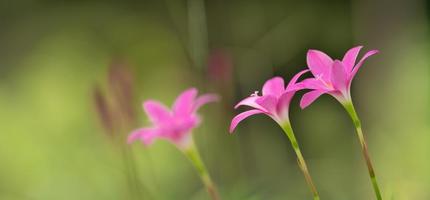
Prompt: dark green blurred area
<box><xmin>0</xmin><ymin>0</ymin><xmax>429</xmax><ymax>199</ymax></box>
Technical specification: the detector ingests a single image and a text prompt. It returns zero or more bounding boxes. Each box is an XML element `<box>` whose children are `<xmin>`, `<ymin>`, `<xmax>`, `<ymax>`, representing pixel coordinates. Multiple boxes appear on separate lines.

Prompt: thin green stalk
<box><xmin>281</xmin><ymin>123</ymin><xmax>320</xmax><ymax>200</ymax></box>
<box><xmin>343</xmin><ymin>101</ymin><xmax>382</xmax><ymax>200</ymax></box>
<box><xmin>183</xmin><ymin>138</ymin><xmax>220</xmax><ymax>200</ymax></box>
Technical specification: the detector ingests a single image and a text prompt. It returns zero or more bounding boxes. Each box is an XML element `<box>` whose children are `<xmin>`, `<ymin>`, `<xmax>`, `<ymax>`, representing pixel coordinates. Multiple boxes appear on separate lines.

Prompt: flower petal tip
<box><xmin>127</xmin><ymin>133</ymin><xmax>139</xmax><ymax>144</ymax></box>
<box><xmin>299</xmin><ymin>101</ymin><xmax>309</xmax><ymax>109</ymax></box>
<box><xmin>307</xmin><ymin>49</ymin><xmax>327</xmax><ymax>57</ymax></box>
<box><xmin>300</xmin><ymin>90</ymin><xmax>325</xmax><ymax>109</ymax></box>
<box><xmin>184</xmin><ymin>87</ymin><xmax>198</xmax><ymax>93</ymax></box>
<box><xmin>142</xmin><ymin>100</ymin><xmax>152</xmax><ymax>109</ymax></box>
<box><xmin>370</xmin><ymin>49</ymin><xmax>380</xmax><ymax>54</ymax></box>
<box><xmin>229</xmin><ymin>119</ymin><xmax>239</xmax><ymax>133</ymax></box>
<box><xmin>229</xmin><ymin>110</ymin><xmax>264</xmax><ymax>133</ymax></box>
<box><xmin>269</xmin><ymin>76</ymin><xmax>283</xmax><ymax>81</ymax></box>
<box><xmin>194</xmin><ymin>93</ymin><xmax>220</xmax><ymax>111</ymax></box>
<box><xmin>210</xmin><ymin>94</ymin><xmax>221</xmax><ymax>102</ymax></box>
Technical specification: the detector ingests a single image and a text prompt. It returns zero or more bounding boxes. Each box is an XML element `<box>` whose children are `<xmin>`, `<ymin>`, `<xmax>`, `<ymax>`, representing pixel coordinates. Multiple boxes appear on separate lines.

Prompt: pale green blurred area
<box><xmin>0</xmin><ymin>0</ymin><xmax>429</xmax><ymax>199</ymax></box>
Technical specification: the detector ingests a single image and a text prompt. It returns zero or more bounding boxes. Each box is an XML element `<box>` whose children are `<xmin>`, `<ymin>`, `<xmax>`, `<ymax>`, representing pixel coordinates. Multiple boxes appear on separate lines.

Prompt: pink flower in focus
<box><xmin>298</xmin><ymin>46</ymin><xmax>379</xmax><ymax>108</ymax></box>
<box><xmin>128</xmin><ymin>88</ymin><xmax>219</xmax><ymax>149</ymax></box>
<box><xmin>229</xmin><ymin>70</ymin><xmax>309</xmax><ymax>132</ymax></box>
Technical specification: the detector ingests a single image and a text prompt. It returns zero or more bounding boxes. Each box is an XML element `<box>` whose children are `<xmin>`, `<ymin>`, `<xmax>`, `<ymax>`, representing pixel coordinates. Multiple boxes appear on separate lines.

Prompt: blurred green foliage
<box><xmin>0</xmin><ymin>0</ymin><xmax>429</xmax><ymax>199</ymax></box>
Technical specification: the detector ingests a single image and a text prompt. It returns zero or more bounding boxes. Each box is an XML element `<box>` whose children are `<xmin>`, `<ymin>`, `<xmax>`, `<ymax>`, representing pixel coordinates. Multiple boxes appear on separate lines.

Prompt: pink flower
<box><xmin>128</xmin><ymin>88</ymin><xmax>219</xmax><ymax>149</ymax></box>
<box><xmin>229</xmin><ymin>70</ymin><xmax>309</xmax><ymax>132</ymax></box>
<box><xmin>298</xmin><ymin>46</ymin><xmax>379</xmax><ymax>108</ymax></box>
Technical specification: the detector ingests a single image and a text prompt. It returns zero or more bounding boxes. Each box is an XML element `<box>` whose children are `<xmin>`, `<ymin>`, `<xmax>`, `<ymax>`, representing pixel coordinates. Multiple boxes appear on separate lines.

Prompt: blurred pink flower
<box><xmin>128</xmin><ymin>88</ymin><xmax>219</xmax><ymax>149</ymax></box>
<box><xmin>298</xmin><ymin>46</ymin><xmax>379</xmax><ymax>108</ymax></box>
<box><xmin>229</xmin><ymin>70</ymin><xmax>308</xmax><ymax>132</ymax></box>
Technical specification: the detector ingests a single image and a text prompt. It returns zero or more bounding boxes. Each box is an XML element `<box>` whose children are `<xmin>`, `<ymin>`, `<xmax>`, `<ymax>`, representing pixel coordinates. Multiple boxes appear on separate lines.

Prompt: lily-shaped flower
<box><xmin>230</xmin><ymin>70</ymin><xmax>320</xmax><ymax>200</ymax></box>
<box><xmin>128</xmin><ymin>88</ymin><xmax>218</xmax><ymax>148</ymax></box>
<box><xmin>299</xmin><ymin>46</ymin><xmax>379</xmax><ymax>108</ymax></box>
<box><xmin>230</xmin><ymin>70</ymin><xmax>308</xmax><ymax>130</ymax></box>
<box><xmin>298</xmin><ymin>46</ymin><xmax>382</xmax><ymax>200</ymax></box>
<box><xmin>128</xmin><ymin>88</ymin><xmax>221</xmax><ymax>200</ymax></box>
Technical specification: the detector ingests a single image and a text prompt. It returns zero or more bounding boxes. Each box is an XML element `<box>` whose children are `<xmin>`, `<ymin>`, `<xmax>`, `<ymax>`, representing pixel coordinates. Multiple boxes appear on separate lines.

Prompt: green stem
<box><xmin>183</xmin><ymin>138</ymin><xmax>220</xmax><ymax>200</ymax></box>
<box><xmin>281</xmin><ymin>123</ymin><xmax>320</xmax><ymax>200</ymax></box>
<box><xmin>343</xmin><ymin>101</ymin><xmax>382</xmax><ymax>200</ymax></box>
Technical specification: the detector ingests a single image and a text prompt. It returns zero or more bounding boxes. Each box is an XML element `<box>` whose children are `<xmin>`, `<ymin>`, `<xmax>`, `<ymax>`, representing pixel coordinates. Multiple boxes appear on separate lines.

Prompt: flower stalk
<box><xmin>183</xmin><ymin>138</ymin><xmax>220</xmax><ymax>200</ymax></box>
<box><xmin>281</xmin><ymin>123</ymin><xmax>320</xmax><ymax>200</ymax></box>
<box><xmin>343</xmin><ymin>101</ymin><xmax>382</xmax><ymax>200</ymax></box>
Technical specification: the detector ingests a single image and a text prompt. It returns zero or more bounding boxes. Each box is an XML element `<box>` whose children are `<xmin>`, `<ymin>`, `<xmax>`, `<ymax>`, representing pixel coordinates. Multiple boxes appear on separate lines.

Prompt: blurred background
<box><xmin>0</xmin><ymin>0</ymin><xmax>429</xmax><ymax>199</ymax></box>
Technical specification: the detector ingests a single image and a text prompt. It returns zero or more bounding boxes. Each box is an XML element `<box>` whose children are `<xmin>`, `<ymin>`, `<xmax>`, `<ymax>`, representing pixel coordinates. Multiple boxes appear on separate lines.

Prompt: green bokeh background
<box><xmin>0</xmin><ymin>0</ymin><xmax>429</xmax><ymax>199</ymax></box>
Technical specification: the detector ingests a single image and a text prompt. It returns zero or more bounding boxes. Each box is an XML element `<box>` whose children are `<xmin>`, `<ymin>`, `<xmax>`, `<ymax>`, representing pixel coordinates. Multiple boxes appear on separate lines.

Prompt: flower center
<box><xmin>316</xmin><ymin>74</ymin><xmax>334</xmax><ymax>89</ymax></box>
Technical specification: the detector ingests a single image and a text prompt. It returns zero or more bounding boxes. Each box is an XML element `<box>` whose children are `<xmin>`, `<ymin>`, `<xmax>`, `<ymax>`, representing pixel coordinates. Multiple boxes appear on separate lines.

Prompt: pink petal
<box><xmin>300</xmin><ymin>90</ymin><xmax>326</xmax><ymax>109</ymax></box>
<box><xmin>143</xmin><ymin>100</ymin><xmax>171</xmax><ymax>124</ymax></box>
<box><xmin>262</xmin><ymin>77</ymin><xmax>285</xmax><ymax>97</ymax></box>
<box><xmin>307</xmin><ymin>49</ymin><xmax>333</xmax><ymax>83</ymax></box>
<box><xmin>229</xmin><ymin>110</ymin><xmax>264</xmax><ymax>133</ymax></box>
<box><xmin>255</xmin><ymin>95</ymin><xmax>278</xmax><ymax>114</ymax></box>
<box><xmin>276</xmin><ymin>91</ymin><xmax>295</xmax><ymax>119</ymax></box>
<box><xmin>127</xmin><ymin>128</ymin><xmax>157</xmax><ymax>145</ymax></box>
<box><xmin>331</xmin><ymin>60</ymin><xmax>348</xmax><ymax>92</ymax></box>
<box><xmin>194</xmin><ymin>93</ymin><xmax>219</xmax><ymax>111</ymax></box>
<box><xmin>298</xmin><ymin>78</ymin><xmax>328</xmax><ymax>90</ymax></box>
<box><xmin>286</xmin><ymin>69</ymin><xmax>310</xmax><ymax>91</ymax></box>
<box><xmin>350</xmin><ymin>50</ymin><xmax>379</xmax><ymax>79</ymax></box>
<box><xmin>342</xmin><ymin>46</ymin><xmax>363</xmax><ymax>73</ymax></box>
<box><xmin>173</xmin><ymin>88</ymin><xmax>198</xmax><ymax>116</ymax></box>
<box><xmin>234</xmin><ymin>96</ymin><xmax>267</xmax><ymax>112</ymax></box>
<box><xmin>179</xmin><ymin>115</ymin><xmax>200</xmax><ymax>131</ymax></box>
<box><xmin>158</xmin><ymin>115</ymin><xmax>199</xmax><ymax>143</ymax></box>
